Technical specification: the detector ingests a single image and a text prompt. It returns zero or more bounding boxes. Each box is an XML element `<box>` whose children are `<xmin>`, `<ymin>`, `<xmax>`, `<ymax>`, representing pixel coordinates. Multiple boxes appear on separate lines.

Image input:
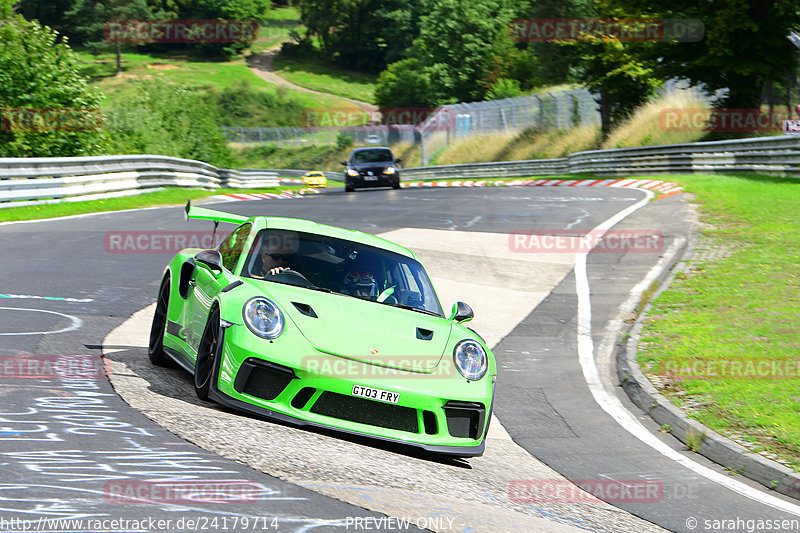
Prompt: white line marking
<box><xmin>0</xmin><ymin>293</ymin><xmax>92</xmax><ymax>303</ymax></box>
<box><xmin>575</xmin><ymin>191</ymin><xmax>800</xmax><ymax>515</ymax></box>
<box><xmin>0</xmin><ymin>307</ymin><xmax>83</xmax><ymax>336</ymax></box>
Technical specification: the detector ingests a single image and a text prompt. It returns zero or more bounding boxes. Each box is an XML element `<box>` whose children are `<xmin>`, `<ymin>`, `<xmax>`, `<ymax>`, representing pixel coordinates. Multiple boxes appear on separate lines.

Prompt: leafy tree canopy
<box><xmin>601</xmin><ymin>0</ymin><xmax>800</xmax><ymax>108</ymax></box>
<box><xmin>376</xmin><ymin>0</ymin><xmax>516</xmax><ymax>107</ymax></box>
<box><xmin>0</xmin><ymin>1</ymin><xmax>106</xmax><ymax>156</ymax></box>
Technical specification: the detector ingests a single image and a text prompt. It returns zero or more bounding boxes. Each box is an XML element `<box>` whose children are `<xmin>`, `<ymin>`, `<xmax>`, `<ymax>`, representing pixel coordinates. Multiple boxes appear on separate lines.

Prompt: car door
<box><xmin>188</xmin><ymin>223</ymin><xmax>251</xmax><ymax>357</ymax></box>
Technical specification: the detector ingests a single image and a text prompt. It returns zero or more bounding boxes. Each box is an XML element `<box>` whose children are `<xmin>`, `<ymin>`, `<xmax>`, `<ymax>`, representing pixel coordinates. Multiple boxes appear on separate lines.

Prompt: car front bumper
<box><xmin>347</xmin><ymin>173</ymin><xmax>399</xmax><ymax>188</ymax></box>
<box><xmin>209</xmin><ymin>324</ymin><xmax>494</xmax><ymax>457</ymax></box>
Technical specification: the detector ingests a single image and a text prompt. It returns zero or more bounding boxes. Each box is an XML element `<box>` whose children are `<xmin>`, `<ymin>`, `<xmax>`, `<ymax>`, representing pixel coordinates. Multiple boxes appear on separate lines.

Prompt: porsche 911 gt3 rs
<box><xmin>148</xmin><ymin>202</ymin><xmax>496</xmax><ymax>456</ymax></box>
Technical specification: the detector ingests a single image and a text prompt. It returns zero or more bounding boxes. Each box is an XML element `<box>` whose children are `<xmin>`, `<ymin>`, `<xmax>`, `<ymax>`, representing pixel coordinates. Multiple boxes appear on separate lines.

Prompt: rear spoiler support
<box><xmin>184</xmin><ymin>200</ymin><xmax>249</xmax><ymax>225</ymax></box>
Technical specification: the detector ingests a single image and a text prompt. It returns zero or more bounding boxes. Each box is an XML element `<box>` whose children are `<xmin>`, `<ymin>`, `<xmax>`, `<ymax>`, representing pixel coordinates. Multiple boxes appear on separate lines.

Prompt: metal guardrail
<box><xmin>0</xmin><ymin>155</ymin><xmax>312</xmax><ymax>209</ymax></box>
<box><xmin>401</xmin><ymin>135</ymin><xmax>800</xmax><ymax>180</ymax></box>
<box><xmin>1</xmin><ymin>135</ymin><xmax>797</xmax><ymax>207</ymax></box>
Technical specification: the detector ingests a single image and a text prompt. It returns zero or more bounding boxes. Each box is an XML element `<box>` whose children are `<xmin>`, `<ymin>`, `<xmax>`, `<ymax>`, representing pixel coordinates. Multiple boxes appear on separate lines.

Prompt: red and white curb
<box><xmin>211</xmin><ymin>178</ymin><xmax>683</xmax><ymax>202</ymax></box>
<box><xmin>402</xmin><ymin>178</ymin><xmax>683</xmax><ymax>198</ymax></box>
<box><xmin>211</xmin><ymin>188</ymin><xmax>319</xmax><ymax>202</ymax></box>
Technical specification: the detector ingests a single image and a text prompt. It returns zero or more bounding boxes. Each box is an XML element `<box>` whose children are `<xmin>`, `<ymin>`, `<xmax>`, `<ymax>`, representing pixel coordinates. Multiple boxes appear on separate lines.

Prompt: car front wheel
<box><xmin>194</xmin><ymin>307</ymin><xmax>221</xmax><ymax>400</ymax></box>
<box><xmin>148</xmin><ymin>276</ymin><xmax>175</xmax><ymax>367</ymax></box>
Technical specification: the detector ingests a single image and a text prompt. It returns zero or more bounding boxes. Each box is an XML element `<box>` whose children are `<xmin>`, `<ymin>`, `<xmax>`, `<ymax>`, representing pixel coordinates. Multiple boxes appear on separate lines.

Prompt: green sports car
<box><xmin>148</xmin><ymin>202</ymin><xmax>496</xmax><ymax>457</ymax></box>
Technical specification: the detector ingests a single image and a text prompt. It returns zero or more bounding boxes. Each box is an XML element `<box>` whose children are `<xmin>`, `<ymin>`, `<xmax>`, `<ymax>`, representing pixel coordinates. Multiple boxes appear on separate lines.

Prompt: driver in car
<box><xmin>342</xmin><ymin>270</ymin><xmax>377</xmax><ymax>299</ymax></box>
<box><xmin>254</xmin><ymin>242</ymin><xmax>295</xmax><ymax>277</ymax></box>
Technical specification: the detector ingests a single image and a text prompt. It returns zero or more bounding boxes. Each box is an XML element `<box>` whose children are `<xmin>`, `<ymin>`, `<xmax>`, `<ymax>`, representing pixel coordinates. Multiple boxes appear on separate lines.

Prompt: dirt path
<box><xmin>247</xmin><ymin>44</ymin><xmax>377</xmax><ymax>113</ymax></box>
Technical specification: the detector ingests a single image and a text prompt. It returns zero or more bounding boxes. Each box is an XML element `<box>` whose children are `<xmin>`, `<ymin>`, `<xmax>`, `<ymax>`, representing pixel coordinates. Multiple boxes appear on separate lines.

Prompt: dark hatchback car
<box><xmin>341</xmin><ymin>147</ymin><xmax>402</xmax><ymax>192</ymax></box>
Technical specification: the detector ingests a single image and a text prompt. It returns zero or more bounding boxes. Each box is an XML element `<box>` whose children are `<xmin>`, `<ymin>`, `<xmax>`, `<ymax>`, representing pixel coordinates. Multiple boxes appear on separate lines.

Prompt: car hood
<box><xmin>250</xmin><ymin>280</ymin><xmax>451</xmax><ymax>371</ymax></box>
<box><xmin>348</xmin><ymin>161</ymin><xmax>394</xmax><ymax>169</ymax></box>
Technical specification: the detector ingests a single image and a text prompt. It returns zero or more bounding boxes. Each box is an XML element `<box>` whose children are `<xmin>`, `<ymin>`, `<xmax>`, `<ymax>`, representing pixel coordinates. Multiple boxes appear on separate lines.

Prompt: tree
<box><xmin>607</xmin><ymin>0</ymin><xmax>800</xmax><ymax>109</ymax></box>
<box><xmin>575</xmin><ymin>40</ymin><xmax>660</xmax><ymax>138</ymax></box>
<box><xmin>374</xmin><ymin>58</ymin><xmax>434</xmax><ymax>108</ymax></box>
<box><xmin>298</xmin><ymin>0</ymin><xmax>431</xmax><ymax>72</ymax></box>
<box><xmin>17</xmin><ymin>0</ymin><xmax>75</xmax><ymax>37</ymax></box>
<box><xmin>0</xmin><ymin>0</ymin><xmax>106</xmax><ymax>157</ymax></box>
<box><xmin>65</xmin><ymin>0</ymin><xmax>156</xmax><ymax>75</ymax></box>
<box><xmin>376</xmin><ymin>0</ymin><xmax>516</xmax><ymax>107</ymax></box>
<box><xmin>510</xmin><ymin>0</ymin><xmax>593</xmax><ymax>89</ymax></box>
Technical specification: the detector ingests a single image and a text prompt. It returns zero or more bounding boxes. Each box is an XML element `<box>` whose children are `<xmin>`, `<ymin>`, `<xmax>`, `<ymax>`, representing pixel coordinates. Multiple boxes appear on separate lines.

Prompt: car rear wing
<box><xmin>184</xmin><ymin>200</ymin><xmax>249</xmax><ymax>225</ymax></box>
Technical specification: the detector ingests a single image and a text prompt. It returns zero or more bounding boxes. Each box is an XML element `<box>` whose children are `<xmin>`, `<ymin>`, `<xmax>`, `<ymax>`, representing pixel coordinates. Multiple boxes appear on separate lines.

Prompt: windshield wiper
<box><xmin>304</xmin><ymin>285</ymin><xmax>333</xmax><ymax>293</ymax></box>
<box><xmin>387</xmin><ymin>303</ymin><xmax>441</xmax><ymax>316</ymax></box>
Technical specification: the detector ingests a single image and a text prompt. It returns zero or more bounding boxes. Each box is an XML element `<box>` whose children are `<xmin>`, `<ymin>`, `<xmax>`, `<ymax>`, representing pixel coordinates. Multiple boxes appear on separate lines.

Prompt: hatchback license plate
<box><xmin>363</xmin><ymin>175</ymin><xmax>378</xmax><ymax>181</ymax></box>
<box><xmin>351</xmin><ymin>384</ymin><xmax>399</xmax><ymax>404</ymax></box>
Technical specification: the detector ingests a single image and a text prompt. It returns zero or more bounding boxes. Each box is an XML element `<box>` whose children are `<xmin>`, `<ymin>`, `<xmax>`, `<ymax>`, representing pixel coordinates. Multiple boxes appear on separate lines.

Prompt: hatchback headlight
<box><xmin>243</xmin><ymin>297</ymin><xmax>284</xmax><ymax>339</ymax></box>
<box><xmin>383</xmin><ymin>166</ymin><xmax>396</xmax><ymax>175</ymax></box>
<box><xmin>347</xmin><ymin>168</ymin><xmax>359</xmax><ymax>177</ymax></box>
<box><xmin>453</xmin><ymin>340</ymin><xmax>487</xmax><ymax>380</ymax></box>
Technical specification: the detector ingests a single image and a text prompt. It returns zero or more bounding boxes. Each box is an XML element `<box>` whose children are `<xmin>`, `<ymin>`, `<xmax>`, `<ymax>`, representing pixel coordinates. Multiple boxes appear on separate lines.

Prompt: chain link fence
<box><xmin>417</xmin><ymin>88</ymin><xmax>601</xmax><ymax>165</ymax></box>
<box><xmin>220</xmin><ymin>83</ymin><xmax>750</xmax><ymax>166</ymax></box>
<box><xmin>220</xmin><ymin>126</ymin><xmax>417</xmax><ymax>147</ymax></box>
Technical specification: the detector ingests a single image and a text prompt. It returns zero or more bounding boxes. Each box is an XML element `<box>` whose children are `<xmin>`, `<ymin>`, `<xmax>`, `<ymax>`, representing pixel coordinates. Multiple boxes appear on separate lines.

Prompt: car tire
<box><xmin>194</xmin><ymin>306</ymin><xmax>221</xmax><ymax>400</ymax></box>
<box><xmin>148</xmin><ymin>276</ymin><xmax>176</xmax><ymax>367</ymax></box>
<box><xmin>392</xmin><ymin>180</ymin><xmax>401</xmax><ymax>190</ymax></box>
<box><xmin>345</xmin><ymin>183</ymin><xmax>354</xmax><ymax>192</ymax></box>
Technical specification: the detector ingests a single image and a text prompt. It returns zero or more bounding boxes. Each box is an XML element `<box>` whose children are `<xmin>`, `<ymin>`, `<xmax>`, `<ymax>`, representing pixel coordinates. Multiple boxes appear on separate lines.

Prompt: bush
<box><xmin>486</xmin><ymin>78</ymin><xmax>522</xmax><ymax>100</ymax></box>
<box><xmin>211</xmin><ymin>78</ymin><xmax>304</xmax><ymax>127</ymax></box>
<box><xmin>336</xmin><ymin>132</ymin><xmax>354</xmax><ymax>150</ymax></box>
<box><xmin>0</xmin><ymin>4</ymin><xmax>106</xmax><ymax>157</ymax></box>
<box><xmin>103</xmin><ymin>79</ymin><xmax>234</xmax><ymax>167</ymax></box>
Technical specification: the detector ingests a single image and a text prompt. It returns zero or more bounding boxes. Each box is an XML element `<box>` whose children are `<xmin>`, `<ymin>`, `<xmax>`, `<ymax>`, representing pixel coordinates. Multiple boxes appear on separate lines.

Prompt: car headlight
<box><xmin>453</xmin><ymin>340</ymin><xmax>487</xmax><ymax>381</ymax></box>
<box><xmin>243</xmin><ymin>297</ymin><xmax>284</xmax><ymax>339</ymax></box>
<box><xmin>346</xmin><ymin>168</ymin><xmax>359</xmax><ymax>177</ymax></box>
<box><xmin>383</xmin><ymin>166</ymin><xmax>395</xmax><ymax>175</ymax></box>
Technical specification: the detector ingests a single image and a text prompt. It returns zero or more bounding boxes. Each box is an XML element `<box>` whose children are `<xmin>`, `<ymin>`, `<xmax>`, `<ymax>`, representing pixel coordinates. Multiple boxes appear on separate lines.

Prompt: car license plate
<box><xmin>351</xmin><ymin>384</ymin><xmax>399</xmax><ymax>404</ymax></box>
<box><xmin>363</xmin><ymin>175</ymin><xmax>378</xmax><ymax>181</ymax></box>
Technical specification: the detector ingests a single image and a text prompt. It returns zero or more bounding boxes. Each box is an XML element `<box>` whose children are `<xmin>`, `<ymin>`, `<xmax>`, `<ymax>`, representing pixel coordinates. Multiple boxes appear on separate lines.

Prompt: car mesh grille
<box><xmin>443</xmin><ymin>401</ymin><xmax>485</xmax><ymax>439</ymax></box>
<box><xmin>234</xmin><ymin>359</ymin><xmax>295</xmax><ymax>401</ymax></box>
<box><xmin>310</xmin><ymin>391</ymin><xmax>419</xmax><ymax>433</ymax></box>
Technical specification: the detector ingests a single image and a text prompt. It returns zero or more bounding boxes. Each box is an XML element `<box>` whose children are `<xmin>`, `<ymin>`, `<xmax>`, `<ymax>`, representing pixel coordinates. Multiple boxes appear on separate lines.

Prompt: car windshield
<box><xmin>243</xmin><ymin>229</ymin><xmax>444</xmax><ymax>317</ymax></box>
<box><xmin>351</xmin><ymin>149</ymin><xmax>393</xmax><ymax>163</ymax></box>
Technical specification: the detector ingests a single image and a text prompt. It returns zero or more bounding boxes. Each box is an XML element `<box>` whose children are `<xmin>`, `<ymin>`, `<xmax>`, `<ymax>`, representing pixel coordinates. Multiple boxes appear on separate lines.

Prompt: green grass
<box><xmin>232</xmin><ymin>143</ymin><xmax>353</xmax><ymax>172</ymax></box>
<box><xmin>637</xmin><ymin>173</ymin><xmax>800</xmax><ymax>469</ymax></box>
<box><xmin>75</xmin><ymin>50</ymin><xmax>347</xmax><ymax>112</ymax></box>
<box><xmin>0</xmin><ymin>186</ymin><xmax>304</xmax><ymax>223</ymax></box>
<box><xmin>255</xmin><ymin>6</ymin><xmax>304</xmax><ymax>51</ymax></box>
<box><xmin>272</xmin><ymin>54</ymin><xmax>377</xmax><ymax>104</ymax></box>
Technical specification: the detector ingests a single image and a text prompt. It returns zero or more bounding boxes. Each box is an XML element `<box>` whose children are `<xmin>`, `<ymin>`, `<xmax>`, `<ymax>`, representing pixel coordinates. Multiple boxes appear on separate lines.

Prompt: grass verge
<box><xmin>636</xmin><ymin>173</ymin><xmax>800</xmax><ymax>469</ymax></box>
<box><xmin>0</xmin><ymin>186</ymin><xmax>305</xmax><ymax>223</ymax></box>
<box><xmin>76</xmin><ymin>50</ymin><xmax>346</xmax><ymax>111</ymax></box>
<box><xmin>271</xmin><ymin>54</ymin><xmax>377</xmax><ymax>104</ymax></box>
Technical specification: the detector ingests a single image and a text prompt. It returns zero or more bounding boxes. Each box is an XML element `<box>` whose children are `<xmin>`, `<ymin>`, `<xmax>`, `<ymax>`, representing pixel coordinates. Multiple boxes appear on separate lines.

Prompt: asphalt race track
<box><xmin>1</xmin><ymin>186</ymin><xmax>800</xmax><ymax>533</ymax></box>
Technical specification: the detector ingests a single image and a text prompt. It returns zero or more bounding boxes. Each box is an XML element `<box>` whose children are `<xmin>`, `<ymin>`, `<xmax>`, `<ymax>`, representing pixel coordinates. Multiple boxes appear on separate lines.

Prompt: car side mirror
<box><xmin>195</xmin><ymin>249</ymin><xmax>223</xmax><ymax>273</ymax></box>
<box><xmin>340</xmin><ymin>161</ymin><xmax>347</xmax><ymax>166</ymax></box>
<box><xmin>449</xmin><ymin>301</ymin><xmax>474</xmax><ymax>323</ymax></box>
<box><xmin>395</xmin><ymin>158</ymin><xmax>402</xmax><ymax>165</ymax></box>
